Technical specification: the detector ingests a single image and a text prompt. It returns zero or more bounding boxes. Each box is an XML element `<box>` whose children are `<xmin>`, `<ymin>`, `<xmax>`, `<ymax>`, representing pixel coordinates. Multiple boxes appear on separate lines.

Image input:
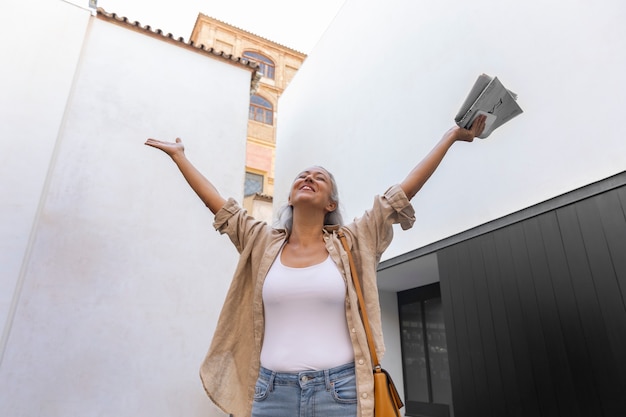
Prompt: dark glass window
<box><xmin>249</xmin><ymin>95</ymin><xmax>273</xmax><ymax>125</ymax></box>
<box><xmin>398</xmin><ymin>283</ymin><xmax>451</xmax><ymax>417</ymax></box>
<box><xmin>242</xmin><ymin>51</ymin><xmax>275</xmax><ymax>79</ymax></box>
<box><xmin>244</xmin><ymin>172</ymin><xmax>264</xmax><ymax>196</ymax></box>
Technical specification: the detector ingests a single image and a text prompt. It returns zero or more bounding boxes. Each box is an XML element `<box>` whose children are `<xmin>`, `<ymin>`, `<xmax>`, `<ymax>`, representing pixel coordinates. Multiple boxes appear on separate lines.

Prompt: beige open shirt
<box><xmin>200</xmin><ymin>184</ymin><xmax>415</xmax><ymax>417</ymax></box>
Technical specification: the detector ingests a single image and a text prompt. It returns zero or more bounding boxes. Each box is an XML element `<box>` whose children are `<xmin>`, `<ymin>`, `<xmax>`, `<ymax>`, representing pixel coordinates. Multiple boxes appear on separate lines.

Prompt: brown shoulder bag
<box><xmin>338</xmin><ymin>231</ymin><xmax>404</xmax><ymax>417</ymax></box>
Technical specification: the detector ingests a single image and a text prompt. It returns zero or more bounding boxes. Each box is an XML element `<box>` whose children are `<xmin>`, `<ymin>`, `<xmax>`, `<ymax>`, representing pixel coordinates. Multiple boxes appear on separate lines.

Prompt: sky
<box><xmin>93</xmin><ymin>0</ymin><xmax>346</xmax><ymax>53</ymax></box>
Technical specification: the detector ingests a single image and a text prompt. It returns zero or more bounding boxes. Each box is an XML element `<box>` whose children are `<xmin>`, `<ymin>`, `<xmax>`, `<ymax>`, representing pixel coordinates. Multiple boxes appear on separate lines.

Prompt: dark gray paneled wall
<box><xmin>439</xmin><ymin>185</ymin><xmax>626</xmax><ymax>417</ymax></box>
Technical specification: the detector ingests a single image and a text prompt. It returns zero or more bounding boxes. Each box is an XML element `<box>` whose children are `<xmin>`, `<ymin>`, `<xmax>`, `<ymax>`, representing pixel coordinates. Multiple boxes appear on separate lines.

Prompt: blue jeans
<box><xmin>251</xmin><ymin>362</ymin><xmax>358</xmax><ymax>417</ymax></box>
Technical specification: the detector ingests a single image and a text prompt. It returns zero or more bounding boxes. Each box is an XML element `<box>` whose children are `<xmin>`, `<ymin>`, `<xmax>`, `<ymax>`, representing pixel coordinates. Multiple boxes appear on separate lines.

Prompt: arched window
<box><xmin>249</xmin><ymin>95</ymin><xmax>273</xmax><ymax>125</ymax></box>
<box><xmin>243</xmin><ymin>51</ymin><xmax>275</xmax><ymax>80</ymax></box>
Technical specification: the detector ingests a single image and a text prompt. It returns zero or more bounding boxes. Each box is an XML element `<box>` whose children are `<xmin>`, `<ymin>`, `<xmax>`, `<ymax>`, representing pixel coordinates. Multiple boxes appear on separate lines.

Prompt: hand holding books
<box><xmin>447</xmin><ymin>114</ymin><xmax>487</xmax><ymax>143</ymax></box>
<box><xmin>455</xmin><ymin>74</ymin><xmax>523</xmax><ymax>139</ymax></box>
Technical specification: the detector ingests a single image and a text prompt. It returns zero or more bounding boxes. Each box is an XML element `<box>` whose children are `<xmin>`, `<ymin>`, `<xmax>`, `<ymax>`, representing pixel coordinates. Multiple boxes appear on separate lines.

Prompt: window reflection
<box><xmin>249</xmin><ymin>95</ymin><xmax>273</xmax><ymax>125</ymax></box>
<box><xmin>242</xmin><ymin>51</ymin><xmax>276</xmax><ymax>79</ymax></box>
<box><xmin>424</xmin><ymin>298</ymin><xmax>451</xmax><ymax>404</ymax></box>
<box><xmin>399</xmin><ymin>283</ymin><xmax>452</xmax><ymax>415</ymax></box>
<box><xmin>401</xmin><ymin>301</ymin><xmax>427</xmax><ymax>402</ymax></box>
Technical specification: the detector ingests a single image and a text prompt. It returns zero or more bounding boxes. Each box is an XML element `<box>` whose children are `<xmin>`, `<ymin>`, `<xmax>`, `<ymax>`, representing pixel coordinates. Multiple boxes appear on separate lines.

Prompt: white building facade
<box><xmin>0</xmin><ymin>1</ymin><xmax>255</xmax><ymax>416</ymax></box>
<box><xmin>275</xmin><ymin>0</ymin><xmax>626</xmax><ymax>416</ymax></box>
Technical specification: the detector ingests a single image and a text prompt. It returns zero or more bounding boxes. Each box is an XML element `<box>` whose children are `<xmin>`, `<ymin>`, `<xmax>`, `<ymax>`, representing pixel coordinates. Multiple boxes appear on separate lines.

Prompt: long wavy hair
<box><xmin>274</xmin><ymin>166</ymin><xmax>344</xmax><ymax>232</ymax></box>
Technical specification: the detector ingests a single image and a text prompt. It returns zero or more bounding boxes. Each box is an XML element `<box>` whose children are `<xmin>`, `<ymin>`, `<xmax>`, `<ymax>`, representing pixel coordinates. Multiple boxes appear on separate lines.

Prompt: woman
<box><xmin>145</xmin><ymin>116</ymin><xmax>486</xmax><ymax>417</ymax></box>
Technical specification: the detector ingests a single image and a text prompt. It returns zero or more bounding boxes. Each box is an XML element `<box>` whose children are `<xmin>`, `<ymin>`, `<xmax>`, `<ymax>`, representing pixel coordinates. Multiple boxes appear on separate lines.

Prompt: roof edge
<box><xmin>96</xmin><ymin>8</ymin><xmax>262</xmax><ymax>93</ymax></box>
<box><xmin>195</xmin><ymin>13</ymin><xmax>307</xmax><ymax>57</ymax></box>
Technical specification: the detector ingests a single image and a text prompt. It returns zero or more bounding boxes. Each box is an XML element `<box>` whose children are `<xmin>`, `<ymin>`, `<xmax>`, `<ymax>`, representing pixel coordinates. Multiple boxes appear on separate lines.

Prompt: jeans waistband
<box><xmin>258</xmin><ymin>362</ymin><xmax>355</xmax><ymax>390</ymax></box>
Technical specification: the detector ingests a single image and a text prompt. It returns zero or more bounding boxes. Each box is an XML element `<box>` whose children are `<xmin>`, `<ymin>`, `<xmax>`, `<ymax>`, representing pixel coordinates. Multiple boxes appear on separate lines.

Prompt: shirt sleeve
<box><xmin>345</xmin><ymin>184</ymin><xmax>416</xmax><ymax>256</ymax></box>
<box><xmin>213</xmin><ymin>198</ymin><xmax>269</xmax><ymax>253</ymax></box>
<box><xmin>382</xmin><ymin>184</ymin><xmax>416</xmax><ymax>231</ymax></box>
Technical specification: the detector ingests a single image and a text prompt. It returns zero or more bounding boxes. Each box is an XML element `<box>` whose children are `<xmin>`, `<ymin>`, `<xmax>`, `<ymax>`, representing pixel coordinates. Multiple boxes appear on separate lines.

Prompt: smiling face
<box><xmin>289</xmin><ymin>166</ymin><xmax>338</xmax><ymax>214</ymax></box>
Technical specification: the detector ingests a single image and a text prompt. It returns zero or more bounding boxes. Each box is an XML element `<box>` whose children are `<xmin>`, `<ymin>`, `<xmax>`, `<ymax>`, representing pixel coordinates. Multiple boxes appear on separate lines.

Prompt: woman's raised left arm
<box><xmin>399</xmin><ymin>115</ymin><xmax>486</xmax><ymax>200</ymax></box>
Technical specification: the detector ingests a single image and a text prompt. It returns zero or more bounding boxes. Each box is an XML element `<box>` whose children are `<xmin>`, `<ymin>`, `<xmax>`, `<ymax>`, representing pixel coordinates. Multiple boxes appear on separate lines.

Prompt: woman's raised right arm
<box><xmin>145</xmin><ymin>137</ymin><xmax>227</xmax><ymax>214</ymax></box>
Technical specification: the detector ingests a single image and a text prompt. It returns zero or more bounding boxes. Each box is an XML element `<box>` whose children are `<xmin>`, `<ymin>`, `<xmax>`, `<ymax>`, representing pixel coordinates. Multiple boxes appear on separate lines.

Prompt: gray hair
<box><xmin>274</xmin><ymin>166</ymin><xmax>344</xmax><ymax>231</ymax></box>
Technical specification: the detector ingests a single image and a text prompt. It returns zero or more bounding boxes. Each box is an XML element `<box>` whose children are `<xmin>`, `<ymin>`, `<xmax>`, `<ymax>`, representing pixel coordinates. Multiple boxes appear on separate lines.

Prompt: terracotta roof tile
<box><xmin>96</xmin><ymin>8</ymin><xmax>262</xmax><ymax>92</ymax></box>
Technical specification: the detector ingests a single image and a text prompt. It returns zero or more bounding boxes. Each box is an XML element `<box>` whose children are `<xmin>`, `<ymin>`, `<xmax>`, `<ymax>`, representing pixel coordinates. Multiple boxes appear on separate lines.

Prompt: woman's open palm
<box><xmin>145</xmin><ymin>137</ymin><xmax>185</xmax><ymax>157</ymax></box>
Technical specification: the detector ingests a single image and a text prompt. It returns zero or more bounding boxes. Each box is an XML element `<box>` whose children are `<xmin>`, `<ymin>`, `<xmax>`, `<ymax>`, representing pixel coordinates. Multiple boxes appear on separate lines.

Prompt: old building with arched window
<box><xmin>190</xmin><ymin>14</ymin><xmax>307</xmax><ymax>221</ymax></box>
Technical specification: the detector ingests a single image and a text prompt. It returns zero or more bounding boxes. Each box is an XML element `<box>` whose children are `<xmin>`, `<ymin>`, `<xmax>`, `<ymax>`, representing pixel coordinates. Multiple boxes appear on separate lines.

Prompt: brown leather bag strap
<box><xmin>338</xmin><ymin>230</ymin><xmax>381</xmax><ymax>368</ymax></box>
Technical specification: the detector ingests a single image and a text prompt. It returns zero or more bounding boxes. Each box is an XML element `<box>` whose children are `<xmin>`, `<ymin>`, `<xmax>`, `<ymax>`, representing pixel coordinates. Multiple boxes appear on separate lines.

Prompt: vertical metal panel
<box><xmin>594</xmin><ymin>191</ymin><xmax>626</xmax><ymax>320</ymax></box>
<box><xmin>492</xmin><ymin>227</ymin><xmax>541</xmax><ymax>417</ymax></box>
<box><xmin>478</xmin><ymin>234</ymin><xmax>523</xmax><ymax>417</ymax></box>
<box><xmin>438</xmin><ymin>251</ymin><xmax>465</xmax><ymax>414</ymax></box>
<box><xmin>556</xmin><ymin>203</ymin><xmax>624</xmax><ymax>415</ymax></box>
<box><xmin>456</xmin><ymin>242</ymin><xmax>493</xmax><ymax>415</ymax></box>
<box><xmin>574</xmin><ymin>194</ymin><xmax>626</xmax><ymax>412</ymax></box>
<box><xmin>506</xmin><ymin>222</ymin><xmax>560</xmax><ymax>416</ymax></box>
<box><xmin>522</xmin><ymin>216</ymin><xmax>580</xmax><ymax>417</ymax></box>
<box><xmin>575</xmin><ymin>197</ymin><xmax>626</xmax><ymax>353</ymax></box>
<box><xmin>537</xmin><ymin>212</ymin><xmax>601</xmax><ymax>415</ymax></box>
<box><xmin>618</xmin><ymin>186</ymin><xmax>626</xmax><ymax>218</ymax></box>
<box><xmin>438</xmin><ymin>185</ymin><xmax>626</xmax><ymax>417</ymax></box>
<box><xmin>439</xmin><ymin>246</ymin><xmax>476</xmax><ymax>416</ymax></box>
<box><xmin>467</xmin><ymin>237</ymin><xmax>506</xmax><ymax>416</ymax></box>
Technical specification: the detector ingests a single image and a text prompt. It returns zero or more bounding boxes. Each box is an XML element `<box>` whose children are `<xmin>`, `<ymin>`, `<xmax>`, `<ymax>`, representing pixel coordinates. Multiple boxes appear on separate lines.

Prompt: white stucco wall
<box><xmin>274</xmin><ymin>0</ymin><xmax>625</xmax><ymax>412</ymax></box>
<box><xmin>0</xmin><ymin>0</ymin><xmax>91</xmax><ymax>356</ymax></box>
<box><xmin>378</xmin><ymin>290</ymin><xmax>404</xmax><ymax>406</ymax></box>
<box><xmin>1</xmin><ymin>2</ymin><xmax>250</xmax><ymax>416</ymax></box>
<box><xmin>275</xmin><ymin>0</ymin><xmax>626</xmax><ymax>261</ymax></box>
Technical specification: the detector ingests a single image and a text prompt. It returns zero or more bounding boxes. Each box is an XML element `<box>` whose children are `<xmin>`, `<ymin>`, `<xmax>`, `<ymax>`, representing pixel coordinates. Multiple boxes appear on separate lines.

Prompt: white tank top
<box><xmin>260</xmin><ymin>250</ymin><xmax>355</xmax><ymax>372</ymax></box>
